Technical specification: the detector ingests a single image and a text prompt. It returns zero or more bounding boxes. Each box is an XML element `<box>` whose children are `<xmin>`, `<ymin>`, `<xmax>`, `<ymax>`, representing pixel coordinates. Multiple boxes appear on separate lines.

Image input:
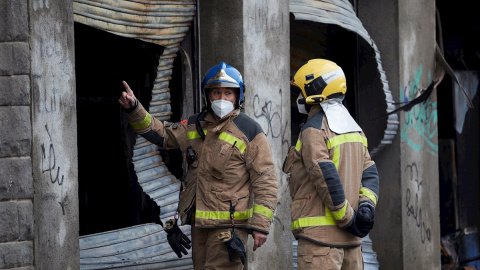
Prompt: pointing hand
<box><xmin>118</xmin><ymin>81</ymin><xmax>137</xmax><ymax>109</ymax></box>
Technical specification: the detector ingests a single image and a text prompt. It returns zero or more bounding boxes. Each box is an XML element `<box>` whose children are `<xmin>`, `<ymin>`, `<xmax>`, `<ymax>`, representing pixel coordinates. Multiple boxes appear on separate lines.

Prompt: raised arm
<box><xmin>118</xmin><ymin>81</ymin><xmax>187</xmax><ymax>150</ymax></box>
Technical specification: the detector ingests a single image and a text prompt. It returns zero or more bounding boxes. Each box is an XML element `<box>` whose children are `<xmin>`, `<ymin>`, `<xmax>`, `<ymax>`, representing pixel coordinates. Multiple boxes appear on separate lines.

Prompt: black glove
<box><xmin>345</xmin><ymin>211</ymin><xmax>369</xmax><ymax>238</ymax></box>
<box><xmin>356</xmin><ymin>201</ymin><xmax>375</xmax><ymax>232</ymax></box>
<box><xmin>165</xmin><ymin>219</ymin><xmax>191</xmax><ymax>258</ymax></box>
<box><xmin>223</xmin><ymin>230</ymin><xmax>247</xmax><ymax>265</ymax></box>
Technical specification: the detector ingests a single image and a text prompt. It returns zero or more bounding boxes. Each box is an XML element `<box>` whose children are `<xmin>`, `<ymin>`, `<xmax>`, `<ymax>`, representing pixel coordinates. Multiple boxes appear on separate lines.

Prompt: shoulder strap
<box><xmin>195</xmin><ymin>107</ymin><xmax>207</xmax><ymax>140</ymax></box>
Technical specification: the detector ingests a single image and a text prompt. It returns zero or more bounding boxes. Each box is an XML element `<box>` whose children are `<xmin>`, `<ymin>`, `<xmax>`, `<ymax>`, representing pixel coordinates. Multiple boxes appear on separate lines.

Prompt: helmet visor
<box><xmin>204</xmin><ymin>81</ymin><xmax>240</xmax><ymax>89</ymax></box>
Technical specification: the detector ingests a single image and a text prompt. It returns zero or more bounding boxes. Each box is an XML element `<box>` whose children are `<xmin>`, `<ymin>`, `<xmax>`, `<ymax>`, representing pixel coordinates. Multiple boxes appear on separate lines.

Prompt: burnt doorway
<box><xmin>74</xmin><ymin>23</ymin><xmax>166</xmax><ymax>235</ymax></box>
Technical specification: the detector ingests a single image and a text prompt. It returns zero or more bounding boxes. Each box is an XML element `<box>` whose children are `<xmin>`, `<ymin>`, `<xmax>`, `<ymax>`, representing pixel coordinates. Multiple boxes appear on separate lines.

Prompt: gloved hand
<box><xmin>356</xmin><ymin>201</ymin><xmax>375</xmax><ymax>232</ymax></box>
<box><xmin>345</xmin><ymin>211</ymin><xmax>369</xmax><ymax>238</ymax></box>
<box><xmin>165</xmin><ymin>219</ymin><xmax>191</xmax><ymax>258</ymax></box>
<box><xmin>223</xmin><ymin>230</ymin><xmax>247</xmax><ymax>265</ymax></box>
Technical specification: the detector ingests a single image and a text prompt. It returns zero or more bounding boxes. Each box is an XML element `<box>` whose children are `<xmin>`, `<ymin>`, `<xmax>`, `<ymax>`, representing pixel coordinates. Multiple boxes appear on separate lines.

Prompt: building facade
<box><xmin>2</xmin><ymin>0</ymin><xmax>478</xmax><ymax>269</ymax></box>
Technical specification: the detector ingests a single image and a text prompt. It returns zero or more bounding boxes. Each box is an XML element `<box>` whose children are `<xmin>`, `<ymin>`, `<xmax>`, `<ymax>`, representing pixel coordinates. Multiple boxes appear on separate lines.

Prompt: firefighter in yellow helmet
<box><xmin>284</xmin><ymin>59</ymin><xmax>379</xmax><ymax>270</ymax></box>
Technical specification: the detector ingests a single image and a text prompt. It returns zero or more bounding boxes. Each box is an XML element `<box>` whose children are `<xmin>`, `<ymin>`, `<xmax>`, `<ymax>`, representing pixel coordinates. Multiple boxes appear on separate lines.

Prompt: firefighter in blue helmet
<box><xmin>284</xmin><ymin>59</ymin><xmax>379</xmax><ymax>270</ymax></box>
<box><xmin>119</xmin><ymin>62</ymin><xmax>278</xmax><ymax>270</ymax></box>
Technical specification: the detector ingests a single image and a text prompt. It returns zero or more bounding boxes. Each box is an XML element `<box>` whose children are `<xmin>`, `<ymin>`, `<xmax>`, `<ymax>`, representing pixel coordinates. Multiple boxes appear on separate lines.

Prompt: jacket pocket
<box><xmin>211</xmin><ymin>143</ymin><xmax>235</xmax><ymax>179</ymax></box>
<box><xmin>297</xmin><ymin>243</ymin><xmax>331</xmax><ymax>256</ymax></box>
<box><xmin>215</xmin><ymin>187</ymin><xmax>250</xmax><ymax>207</ymax></box>
<box><xmin>290</xmin><ymin>198</ymin><xmax>307</xmax><ymax>223</ymax></box>
<box><xmin>178</xmin><ymin>179</ymin><xmax>196</xmax><ymax>225</ymax></box>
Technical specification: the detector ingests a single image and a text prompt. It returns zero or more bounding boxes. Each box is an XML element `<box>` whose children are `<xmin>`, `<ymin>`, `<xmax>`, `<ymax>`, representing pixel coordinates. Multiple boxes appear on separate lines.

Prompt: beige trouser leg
<box><xmin>297</xmin><ymin>238</ymin><xmax>363</xmax><ymax>270</ymax></box>
<box><xmin>192</xmin><ymin>226</ymin><xmax>248</xmax><ymax>270</ymax></box>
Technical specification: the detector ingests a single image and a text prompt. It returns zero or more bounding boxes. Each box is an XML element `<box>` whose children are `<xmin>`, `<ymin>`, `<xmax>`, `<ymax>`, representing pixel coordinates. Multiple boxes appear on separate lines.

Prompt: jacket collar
<box><xmin>307</xmin><ymin>105</ymin><xmax>322</xmax><ymax>120</ymax></box>
<box><xmin>205</xmin><ymin>109</ymin><xmax>240</xmax><ymax>132</ymax></box>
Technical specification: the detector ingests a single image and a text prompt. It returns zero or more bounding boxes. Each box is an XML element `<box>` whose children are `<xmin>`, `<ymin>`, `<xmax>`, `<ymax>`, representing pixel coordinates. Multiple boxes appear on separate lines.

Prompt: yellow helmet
<box><xmin>291</xmin><ymin>59</ymin><xmax>347</xmax><ymax>105</ymax></box>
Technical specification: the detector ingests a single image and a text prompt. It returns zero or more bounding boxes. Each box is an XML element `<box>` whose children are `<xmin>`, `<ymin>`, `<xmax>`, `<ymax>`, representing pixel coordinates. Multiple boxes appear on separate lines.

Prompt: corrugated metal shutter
<box><xmin>73</xmin><ymin>0</ymin><xmax>195</xmax><ymax>46</ymax></box>
<box><xmin>80</xmin><ymin>224</ymin><xmax>192</xmax><ymax>270</ymax></box>
<box><xmin>75</xmin><ymin>1</ymin><xmax>195</xmax><ymax>269</ymax></box>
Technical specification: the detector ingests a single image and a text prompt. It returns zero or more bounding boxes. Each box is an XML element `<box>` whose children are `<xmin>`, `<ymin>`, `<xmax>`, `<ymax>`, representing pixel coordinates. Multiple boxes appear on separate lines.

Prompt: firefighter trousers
<box><xmin>297</xmin><ymin>238</ymin><xmax>363</xmax><ymax>270</ymax></box>
<box><xmin>192</xmin><ymin>226</ymin><xmax>248</xmax><ymax>270</ymax></box>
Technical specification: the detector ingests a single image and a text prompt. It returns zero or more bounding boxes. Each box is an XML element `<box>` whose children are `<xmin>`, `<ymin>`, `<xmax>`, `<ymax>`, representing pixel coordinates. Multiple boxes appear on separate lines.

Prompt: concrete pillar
<box><xmin>242</xmin><ymin>1</ymin><xmax>291</xmax><ymax>269</ymax></box>
<box><xmin>359</xmin><ymin>0</ymin><xmax>440</xmax><ymax>269</ymax></box>
<box><xmin>29</xmin><ymin>0</ymin><xmax>80</xmax><ymax>269</ymax></box>
<box><xmin>398</xmin><ymin>0</ymin><xmax>440</xmax><ymax>268</ymax></box>
<box><xmin>199</xmin><ymin>1</ymin><xmax>291</xmax><ymax>269</ymax></box>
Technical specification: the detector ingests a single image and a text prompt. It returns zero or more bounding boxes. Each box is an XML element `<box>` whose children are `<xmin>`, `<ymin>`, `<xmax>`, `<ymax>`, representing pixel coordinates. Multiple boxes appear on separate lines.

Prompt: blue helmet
<box><xmin>201</xmin><ymin>62</ymin><xmax>244</xmax><ymax>108</ymax></box>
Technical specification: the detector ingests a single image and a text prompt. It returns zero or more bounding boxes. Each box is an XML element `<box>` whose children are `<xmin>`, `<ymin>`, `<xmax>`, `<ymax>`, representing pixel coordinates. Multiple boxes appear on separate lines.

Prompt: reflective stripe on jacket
<box><xmin>283</xmin><ymin>105</ymin><xmax>379</xmax><ymax>247</ymax></box>
<box><xmin>126</xmin><ymin>103</ymin><xmax>278</xmax><ymax>233</ymax></box>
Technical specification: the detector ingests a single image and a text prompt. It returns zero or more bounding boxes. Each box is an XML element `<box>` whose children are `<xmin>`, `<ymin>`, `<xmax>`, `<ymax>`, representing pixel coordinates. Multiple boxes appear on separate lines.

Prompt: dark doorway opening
<box><xmin>74</xmin><ymin>23</ymin><xmax>167</xmax><ymax>235</ymax></box>
<box><xmin>289</xmin><ymin>20</ymin><xmax>357</xmax><ymax>143</ymax></box>
<box><xmin>289</xmin><ymin>18</ymin><xmax>387</xmax><ymax>153</ymax></box>
<box><xmin>437</xmin><ymin>1</ymin><xmax>480</xmax><ymax>268</ymax></box>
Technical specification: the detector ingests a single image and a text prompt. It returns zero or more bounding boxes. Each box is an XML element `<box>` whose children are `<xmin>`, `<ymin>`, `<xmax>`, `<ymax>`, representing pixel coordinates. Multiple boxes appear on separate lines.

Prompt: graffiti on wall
<box><xmin>33</xmin><ymin>17</ymin><xmax>72</xmax><ymax>115</ymax></box>
<box><xmin>400</xmin><ymin>65</ymin><xmax>438</xmax><ymax>156</ymax></box>
<box><xmin>248</xmin><ymin>2</ymin><xmax>285</xmax><ymax>35</ymax></box>
<box><xmin>252</xmin><ymin>88</ymin><xmax>290</xmax><ymax>155</ymax></box>
<box><xmin>41</xmin><ymin>124</ymin><xmax>64</xmax><ymax>186</ymax></box>
<box><xmin>35</xmin><ymin>75</ymin><xmax>67</xmax><ymax>114</ymax></box>
<box><xmin>405</xmin><ymin>162</ymin><xmax>431</xmax><ymax>244</ymax></box>
<box><xmin>32</xmin><ymin>15</ymin><xmax>75</xmax><ymax>218</ymax></box>
<box><xmin>32</xmin><ymin>0</ymin><xmax>50</xmax><ymax>11</ymax></box>
<box><xmin>30</xmin><ymin>5</ymin><xmax>76</xmax><ymax>268</ymax></box>
<box><xmin>40</xmin><ymin>123</ymin><xmax>69</xmax><ymax>215</ymax></box>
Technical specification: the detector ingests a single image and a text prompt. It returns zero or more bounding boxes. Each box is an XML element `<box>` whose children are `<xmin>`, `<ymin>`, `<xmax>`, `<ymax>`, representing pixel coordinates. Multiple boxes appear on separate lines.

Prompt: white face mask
<box><xmin>296</xmin><ymin>94</ymin><xmax>308</xmax><ymax>115</ymax></box>
<box><xmin>211</xmin><ymin>99</ymin><xmax>234</xmax><ymax>119</ymax></box>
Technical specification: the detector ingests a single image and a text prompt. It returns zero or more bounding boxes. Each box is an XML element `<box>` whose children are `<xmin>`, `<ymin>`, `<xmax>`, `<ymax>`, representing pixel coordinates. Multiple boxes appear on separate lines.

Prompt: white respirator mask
<box><xmin>296</xmin><ymin>94</ymin><xmax>308</xmax><ymax>115</ymax></box>
<box><xmin>211</xmin><ymin>99</ymin><xmax>234</xmax><ymax>119</ymax></box>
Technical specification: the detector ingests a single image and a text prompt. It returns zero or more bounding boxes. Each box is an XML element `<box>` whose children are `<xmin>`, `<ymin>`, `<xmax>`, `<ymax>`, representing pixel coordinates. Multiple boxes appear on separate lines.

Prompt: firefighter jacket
<box><xmin>125</xmin><ymin>102</ymin><xmax>278</xmax><ymax>234</ymax></box>
<box><xmin>283</xmin><ymin>105</ymin><xmax>379</xmax><ymax>247</ymax></box>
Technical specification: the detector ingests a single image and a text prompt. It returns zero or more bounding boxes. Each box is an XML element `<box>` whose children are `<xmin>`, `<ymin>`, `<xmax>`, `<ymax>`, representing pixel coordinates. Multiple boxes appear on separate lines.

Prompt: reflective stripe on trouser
<box><xmin>192</xmin><ymin>226</ymin><xmax>248</xmax><ymax>270</ymax></box>
<box><xmin>297</xmin><ymin>238</ymin><xmax>364</xmax><ymax>270</ymax></box>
